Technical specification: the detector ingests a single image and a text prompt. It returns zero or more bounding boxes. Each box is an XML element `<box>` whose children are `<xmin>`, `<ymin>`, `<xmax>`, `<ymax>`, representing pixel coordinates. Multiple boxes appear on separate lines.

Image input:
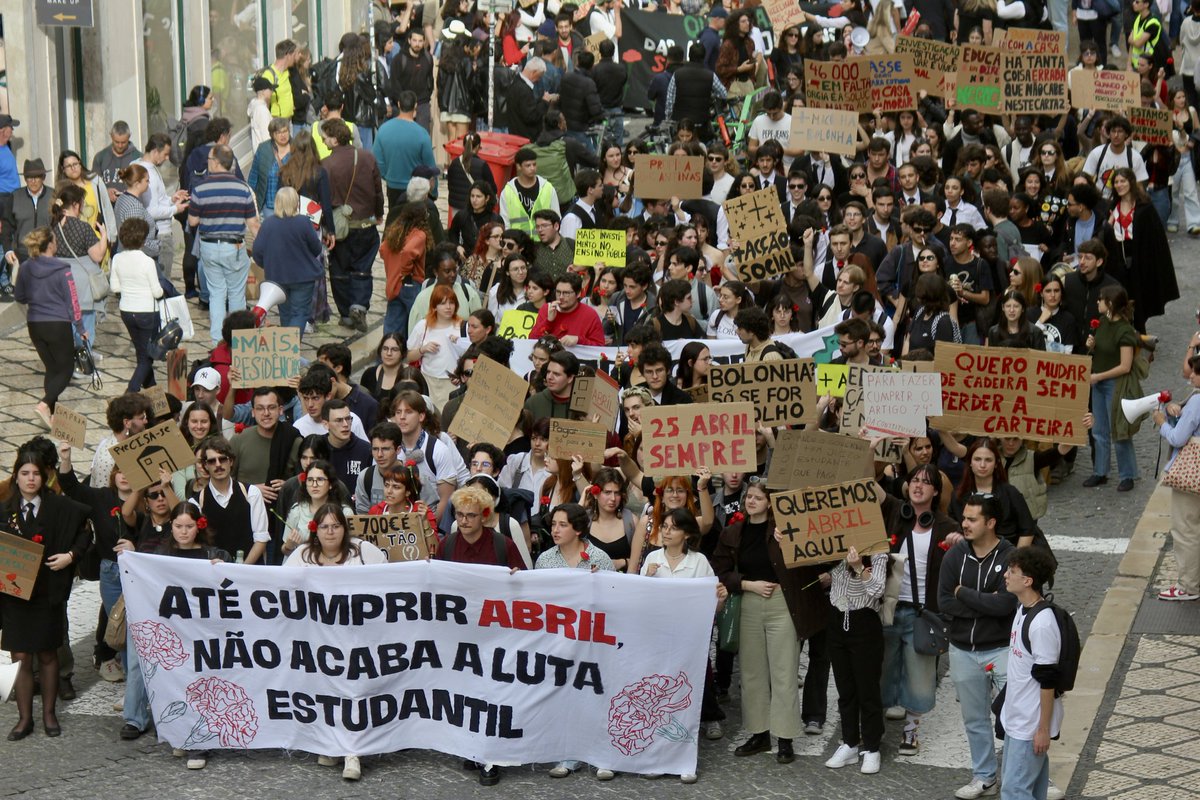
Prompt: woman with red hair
<box><xmin>630</xmin><ymin>472</ymin><xmax>715</xmax><ymax>574</ymax></box>
<box><xmin>406</xmin><ymin>284</ymin><xmax>462</xmax><ymax>408</ymax></box>
<box><xmin>463</xmin><ymin>218</ymin><xmax>505</xmax><ymax>295</ymax></box>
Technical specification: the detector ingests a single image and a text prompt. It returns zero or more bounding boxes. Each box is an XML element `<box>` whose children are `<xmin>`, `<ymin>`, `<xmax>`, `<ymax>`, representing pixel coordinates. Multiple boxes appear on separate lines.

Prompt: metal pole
<box><xmin>489</xmin><ymin>8</ymin><xmax>497</xmax><ymax>130</ymax></box>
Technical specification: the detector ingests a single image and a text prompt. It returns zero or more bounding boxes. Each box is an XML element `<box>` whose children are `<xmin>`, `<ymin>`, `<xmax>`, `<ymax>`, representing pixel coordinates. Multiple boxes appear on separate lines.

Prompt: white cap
<box><xmin>192</xmin><ymin>367</ymin><xmax>221</xmax><ymax>391</ymax></box>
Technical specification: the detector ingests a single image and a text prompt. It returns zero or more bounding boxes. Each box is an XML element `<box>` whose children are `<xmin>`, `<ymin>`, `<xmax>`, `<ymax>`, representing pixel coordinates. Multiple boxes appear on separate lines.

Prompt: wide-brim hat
<box><xmin>442</xmin><ymin>19</ymin><xmax>469</xmax><ymax>40</ymax></box>
<box><xmin>21</xmin><ymin>158</ymin><xmax>47</xmax><ymax>178</ymax></box>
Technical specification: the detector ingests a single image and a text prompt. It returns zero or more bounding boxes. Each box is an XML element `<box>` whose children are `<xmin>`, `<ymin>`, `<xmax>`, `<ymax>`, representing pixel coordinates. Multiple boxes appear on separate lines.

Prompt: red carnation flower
<box><xmin>655</xmin><ymin>486</ymin><xmax>664</xmax><ymax>497</ymax></box>
<box><xmin>426</xmin><ymin>510</ymin><xmax>438</xmax><ymax>525</ymax></box>
<box><xmin>600</xmin><ymin>352</ymin><xmax>609</xmax><ymax>361</ymax></box>
<box><xmin>597</xmin><ymin>288</ymin><xmax>608</xmax><ymax>297</ymax></box>
<box><xmin>32</xmin><ymin>534</ymin><xmax>44</xmax><ymax>544</ymax></box>
<box><xmin>110</xmin><ymin>506</ymin><xmax>120</xmax><ymax>517</ymax></box>
<box><xmin>482</xmin><ymin>507</ymin><xmax>491</xmax><ymax>517</ymax></box>
<box><xmin>234</xmin><ymin>423</ymin><xmax>246</xmax><ymax>434</ymax></box>
<box><xmin>589</xmin><ymin>484</ymin><xmax>602</xmax><ymax>496</ymax></box>
<box><xmin>196</xmin><ymin>517</ymin><xmax>208</xmax><ymax>530</ymax></box>
<box><xmin>540</xmin><ymin>495</ymin><xmax>551</xmax><ymax>505</ymax></box>
<box><xmin>1168</xmin><ymin>56</ymin><xmax>1175</xmax><ymax>66</ymax></box>
<box><xmin>792</xmin><ymin>304</ymin><xmax>800</xmax><ymax>312</ymax></box>
<box><xmin>580</xmin><ymin>546</ymin><xmax>590</xmax><ymax>561</ymax></box>
<box><xmin>889</xmin><ymin>534</ymin><xmax>899</xmax><ymax>546</ymax></box>
<box><xmin>298</xmin><ymin>472</ymin><xmax>307</xmax><ymax>483</ymax></box>
<box><xmin>985</xmin><ymin>662</ymin><xmax>995</xmax><ymax>672</ymax></box>
<box><xmin>1090</xmin><ymin>318</ymin><xmax>1100</xmax><ymax>330</ymax></box>
<box><xmin>405</xmin><ymin>459</ymin><xmax>417</xmax><ymax>468</ymax></box>
<box><xmin>1159</xmin><ymin>391</ymin><xmax>1173</xmax><ymax>404</ymax></box>
<box><xmin>308</xmin><ymin>520</ymin><xmax>318</xmax><ymax>532</ymax></box>
<box><xmin>730</xmin><ymin>512</ymin><xmax>745</xmax><ymax>525</ymax></box>
<box><xmin>1033</xmin><ymin>283</ymin><xmax>1043</xmax><ymax>294</ymax></box>
<box><xmin>1010</xmin><ymin>257</ymin><xmax>1019</xmax><ymax>266</ymax></box>
<box><xmin>938</xmin><ymin>540</ymin><xmax>951</xmax><ymax>551</ymax></box>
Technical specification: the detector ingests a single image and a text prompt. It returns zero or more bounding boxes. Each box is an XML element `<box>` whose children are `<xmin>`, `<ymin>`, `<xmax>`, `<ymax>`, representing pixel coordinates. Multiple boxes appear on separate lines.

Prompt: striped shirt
<box><xmin>829</xmin><ymin>553</ymin><xmax>889</xmax><ymax>630</ymax></box>
<box><xmin>190</xmin><ymin>172</ymin><xmax>257</xmax><ymax>238</ymax></box>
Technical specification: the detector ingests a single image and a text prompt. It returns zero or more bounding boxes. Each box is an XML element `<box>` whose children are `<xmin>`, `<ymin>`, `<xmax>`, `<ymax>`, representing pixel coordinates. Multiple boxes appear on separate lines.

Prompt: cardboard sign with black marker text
<box><xmin>772</xmin><ymin>478</ymin><xmax>889</xmax><ymax>567</ymax></box>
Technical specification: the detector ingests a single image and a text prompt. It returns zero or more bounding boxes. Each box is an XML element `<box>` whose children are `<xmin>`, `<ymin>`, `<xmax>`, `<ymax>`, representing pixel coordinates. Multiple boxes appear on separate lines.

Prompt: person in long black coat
<box><xmin>1101</xmin><ymin>168</ymin><xmax>1180</xmax><ymax>333</ymax></box>
<box><xmin>1</xmin><ymin>449</ymin><xmax>90</xmax><ymax>741</ymax></box>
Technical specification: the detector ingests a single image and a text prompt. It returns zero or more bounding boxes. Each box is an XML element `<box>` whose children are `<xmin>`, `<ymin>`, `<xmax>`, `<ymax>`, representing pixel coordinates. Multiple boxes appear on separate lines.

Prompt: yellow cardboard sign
<box><xmin>817</xmin><ymin>363</ymin><xmax>848</xmax><ymax>397</ymax></box>
<box><xmin>573</xmin><ymin>228</ymin><xmax>626</xmax><ymax>267</ymax></box>
<box><xmin>498</xmin><ymin>309</ymin><xmax>538</xmax><ymax>340</ymax></box>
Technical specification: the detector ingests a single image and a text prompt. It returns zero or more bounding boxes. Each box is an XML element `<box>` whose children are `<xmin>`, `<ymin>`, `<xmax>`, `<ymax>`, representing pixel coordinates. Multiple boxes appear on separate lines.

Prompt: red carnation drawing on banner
<box><xmin>129</xmin><ymin>620</ymin><xmax>190</xmax><ymax>678</ymax></box>
<box><xmin>184</xmin><ymin>676</ymin><xmax>260</xmax><ymax>748</ymax></box>
<box><xmin>607</xmin><ymin>672</ymin><xmax>694</xmax><ymax>756</ymax></box>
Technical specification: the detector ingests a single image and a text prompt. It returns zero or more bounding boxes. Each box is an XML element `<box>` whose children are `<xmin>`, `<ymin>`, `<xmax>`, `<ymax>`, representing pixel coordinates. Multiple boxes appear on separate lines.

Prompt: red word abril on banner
<box><xmin>641</xmin><ymin>402</ymin><xmax>757</xmax><ymax>477</ymax></box>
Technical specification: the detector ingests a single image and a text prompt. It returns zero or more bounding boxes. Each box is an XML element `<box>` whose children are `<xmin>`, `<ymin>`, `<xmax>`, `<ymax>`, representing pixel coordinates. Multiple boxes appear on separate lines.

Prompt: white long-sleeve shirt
<box><xmin>133</xmin><ymin>158</ymin><xmax>176</xmax><ymax>235</ymax></box>
<box><xmin>110</xmin><ymin>250</ymin><xmax>164</xmax><ymax>313</ymax></box>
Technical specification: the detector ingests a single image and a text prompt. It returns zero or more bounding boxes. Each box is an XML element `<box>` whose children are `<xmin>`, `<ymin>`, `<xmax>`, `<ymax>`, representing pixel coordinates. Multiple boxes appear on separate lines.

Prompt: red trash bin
<box><xmin>444</xmin><ymin>132</ymin><xmax>529</xmax><ymax>226</ymax></box>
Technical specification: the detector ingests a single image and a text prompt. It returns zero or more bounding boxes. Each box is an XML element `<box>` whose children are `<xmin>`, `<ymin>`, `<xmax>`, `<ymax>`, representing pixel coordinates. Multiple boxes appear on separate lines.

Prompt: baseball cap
<box><xmin>192</xmin><ymin>367</ymin><xmax>221</xmax><ymax>391</ymax></box>
<box><xmin>0</xmin><ymin>114</ymin><xmax>19</xmax><ymax>129</ymax></box>
<box><xmin>709</xmin><ymin>6</ymin><xmax>728</xmax><ymax>18</ymax></box>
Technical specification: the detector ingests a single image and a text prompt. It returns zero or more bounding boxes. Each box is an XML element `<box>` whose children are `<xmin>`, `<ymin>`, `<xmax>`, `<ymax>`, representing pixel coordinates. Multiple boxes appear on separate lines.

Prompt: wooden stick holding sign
<box><xmin>51</xmin><ymin>405</ymin><xmax>88</xmax><ymax>449</ymax></box>
<box><xmin>724</xmin><ymin>187</ymin><xmax>791</xmax><ymax>283</ymax></box>
<box><xmin>573</xmin><ymin>228</ymin><xmax>626</xmax><ymax>267</ymax></box>
<box><xmin>772</xmin><ymin>478</ymin><xmax>889</xmax><ymax>567</ymax></box>
<box><xmin>230</xmin><ymin>327</ymin><xmax>303</xmax><ymax>388</ymax></box>
<box><xmin>108</xmin><ymin>420</ymin><xmax>196</xmax><ymax>492</ymax></box>
<box><xmin>548</xmin><ymin>418</ymin><xmax>609</xmax><ymax>463</ymax></box>
<box><xmin>631</xmin><ymin>154</ymin><xmax>705</xmax><ymax>199</ymax></box>
<box><xmin>0</xmin><ymin>530</ymin><xmax>44</xmax><ymax>600</ymax></box>
<box><xmin>347</xmin><ymin>514</ymin><xmax>433</xmax><ymax>562</ymax></box>
<box><xmin>642</xmin><ymin>402</ymin><xmax>757</xmax><ymax>477</ymax></box>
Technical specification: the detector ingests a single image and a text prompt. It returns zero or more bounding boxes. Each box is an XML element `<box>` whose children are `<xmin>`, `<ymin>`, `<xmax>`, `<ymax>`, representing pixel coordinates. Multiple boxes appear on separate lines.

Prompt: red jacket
<box><xmin>529</xmin><ymin>302</ymin><xmax>605</xmax><ymax>345</ymax></box>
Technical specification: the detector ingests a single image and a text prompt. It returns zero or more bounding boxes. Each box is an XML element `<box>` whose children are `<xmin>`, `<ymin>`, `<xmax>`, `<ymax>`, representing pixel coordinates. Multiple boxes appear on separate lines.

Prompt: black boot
<box><xmin>735</xmin><ymin>731</ymin><xmax>772</xmax><ymax>757</ymax></box>
<box><xmin>776</xmin><ymin>737</ymin><xmax>794</xmax><ymax>764</ymax></box>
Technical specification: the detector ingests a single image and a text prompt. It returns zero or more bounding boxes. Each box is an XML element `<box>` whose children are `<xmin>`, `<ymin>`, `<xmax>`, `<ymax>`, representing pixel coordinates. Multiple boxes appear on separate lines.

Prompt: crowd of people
<box><xmin>3</xmin><ymin>1</ymin><xmax>1200</xmax><ymax>798</ymax></box>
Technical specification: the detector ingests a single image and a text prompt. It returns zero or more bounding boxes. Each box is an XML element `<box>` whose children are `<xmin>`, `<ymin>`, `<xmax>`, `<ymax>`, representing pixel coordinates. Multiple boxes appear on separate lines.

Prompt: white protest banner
<box><xmin>862</xmin><ymin>371</ymin><xmax>943</xmax><ymax>438</ymax></box>
<box><xmin>120</xmin><ymin>555</ymin><xmax>714</xmax><ymax>774</ymax></box>
<box><xmin>574</xmin><ymin>229</ymin><xmax>627</xmax><ymax>267</ymax></box>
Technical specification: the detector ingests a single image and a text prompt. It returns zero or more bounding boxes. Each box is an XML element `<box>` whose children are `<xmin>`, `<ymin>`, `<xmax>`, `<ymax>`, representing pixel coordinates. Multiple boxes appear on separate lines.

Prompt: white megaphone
<box><xmin>252</xmin><ymin>281</ymin><xmax>287</xmax><ymax>327</ymax></box>
<box><xmin>0</xmin><ymin>662</ymin><xmax>19</xmax><ymax>703</ymax></box>
<box><xmin>1122</xmin><ymin>391</ymin><xmax>1172</xmax><ymax>424</ymax></box>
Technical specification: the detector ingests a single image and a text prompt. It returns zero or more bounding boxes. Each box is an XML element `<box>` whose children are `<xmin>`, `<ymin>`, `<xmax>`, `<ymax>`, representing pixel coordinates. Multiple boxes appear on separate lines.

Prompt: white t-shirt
<box><xmin>400</xmin><ymin>430</ymin><xmax>469</xmax><ymax>508</ymax></box>
<box><xmin>408</xmin><ymin>320</ymin><xmax>463</xmax><ymax>379</ymax></box>
<box><xmin>748</xmin><ymin>113</ymin><xmax>794</xmax><ymax>171</ymax></box>
<box><xmin>284</xmin><ymin>538</ymin><xmax>389</xmax><ymax>566</ymax></box>
<box><xmin>706</xmin><ymin>173</ymin><xmax>735</xmax><ymax>205</ymax></box>
<box><xmin>1082</xmin><ymin>143</ymin><xmax>1149</xmax><ymax>197</ymax></box>
<box><xmin>708</xmin><ymin>309</ymin><xmax>740</xmax><ymax>339</ymax></box>
<box><xmin>488</xmin><ymin>284</ymin><xmax>525</xmax><ymax>316</ymax></box>
<box><xmin>295</xmin><ymin>411</ymin><xmax>368</xmax><ymax>442</ymax></box>
<box><xmin>1001</xmin><ymin>604</ymin><xmax>1066</xmax><ymax>740</ymax></box>
<box><xmin>640</xmin><ymin>549</ymin><xmax>716</xmax><ymax>579</ymax></box>
<box><xmin>898</xmin><ymin>528</ymin><xmax>932</xmax><ymax>603</ymax></box>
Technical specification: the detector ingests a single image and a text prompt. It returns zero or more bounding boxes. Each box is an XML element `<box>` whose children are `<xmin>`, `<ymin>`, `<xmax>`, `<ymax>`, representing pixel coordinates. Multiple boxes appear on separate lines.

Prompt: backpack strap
<box><xmin>622</xmin><ymin>508</ymin><xmax>636</xmax><ymax>542</ymax></box>
<box><xmin>491</xmin><ymin>529</ymin><xmax>508</xmax><ymax>566</ymax></box>
<box><xmin>438</xmin><ymin>530</ymin><xmax>457</xmax><ymax>561</ymax></box>
<box><xmin>1020</xmin><ymin>600</ymin><xmax>1051</xmax><ymax>654</ymax></box>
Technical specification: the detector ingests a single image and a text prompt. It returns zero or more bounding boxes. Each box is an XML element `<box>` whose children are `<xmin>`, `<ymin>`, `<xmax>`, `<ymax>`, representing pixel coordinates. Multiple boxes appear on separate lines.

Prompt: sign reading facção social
<box><xmin>933</xmin><ymin>343</ymin><xmax>1091</xmax><ymax>445</ymax></box>
<box><xmin>708</xmin><ymin>358</ymin><xmax>818</xmax><ymax>427</ymax></box>
<box><xmin>230</xmin><ymin>328</ymin><xmax>303</xmax><ymax>388</ymax></box>
<box><xmin>642</xmin><ymin>402</ymin><xmax>757</xmax><ymax>477</ymax></box>
<box><xmin>631</xmin><ymin>154</ymin><xmax>704</xmax><ymax>199</ymax></box>
<box><xmin>772</xmin><ymin>478</ymin><xmax>889</xmax><ymax>567</ymax></box>
<box><xmin>724</xmin><ymin>187</ymin><xmax>791</xmax><ymax>283</ymax></box>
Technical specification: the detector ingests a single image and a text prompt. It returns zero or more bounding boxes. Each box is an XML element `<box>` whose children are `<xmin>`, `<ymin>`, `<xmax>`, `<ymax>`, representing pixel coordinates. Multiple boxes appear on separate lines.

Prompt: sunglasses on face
<box><xmin>1010</xmin><ymin>268</ymin><xmax>1022</xmax><ymax>275</ymax></box>
<box><xmin>205</xmin><ymin>455</ymin><xmax>231</xmax><ymax>466</ymax></box>
<box><xmin>850</xmin><ymin>173</ymin><xmax>866</xmax><ymax>179</ymax></box>
<box><xmin>911</xmin><ymin>226</ymin><xmax>930</xmax><ymax>234</ymax></box>
<box><xmin>1041</xmin><ymin>149</ymin><xmax>1057</xmax><ymax>156</ymax></box>
<box><xmin>145</xmin><ymin>490</ymin><xmax>165</xmax><ymax>500</ymax></box>
<box><xmin>918</xmin><ymin>254</ymin><xmax>937</xmax><ymax>262</ymax></box>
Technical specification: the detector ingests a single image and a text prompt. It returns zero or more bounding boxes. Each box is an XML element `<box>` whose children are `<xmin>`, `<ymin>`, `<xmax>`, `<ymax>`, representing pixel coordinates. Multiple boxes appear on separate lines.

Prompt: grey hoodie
<box><xmin>13</xmin><ymin>255</ymin><xmax>82</xmax><ymax>326</ymax></box>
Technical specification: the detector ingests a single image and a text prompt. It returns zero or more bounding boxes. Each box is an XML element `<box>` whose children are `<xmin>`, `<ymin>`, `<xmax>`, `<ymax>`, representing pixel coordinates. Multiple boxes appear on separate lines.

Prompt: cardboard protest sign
<box><xmin>642</xmin><ymin>402</ymin><xmax>756</xmax><ymax>477</ymax></box>
<box><xmin>230</xmin><ymin>327</ymin><xmax>302</xmax><ymax>388</ymax></box>
<box><xmin>840</xmin><ymin>362</ymin><xmax>918</xmax><ymax>431</ymax></box>
<box><xmin>573</xmin><ymin>228</ymin><xmax>626</xmax><ymax>267</ymax></box>
<box><xmin>498</xmin><ymin>309</ymin><xmax>537</xmax><ymax>340</ymax></box>
<box><xmin>817</xmin><ymin>363</ymin><xmax>848</xmax><ymax>397</ymax></box>
<box><xmin>955</xmin><ymin>45</ymin><xmax>1004</xmax><ymax>112</ymax></box>
<box><xmin>765</xmin><ymin>429</ymin><xmax>875</xmax><ymax>490</ymax></box>
<box><xmin>0</xmin><ymin>530</ymin><xmax>43</xmax><ymax>600</ymax></box>
<box><xmin>686</xmin><ymin>384</ymin><xmax>709</xmax><ymax>404</ymax></box>
<box><xmin>347</xmin><ymin>513</ymin><xmax>432</xmax><ymax>562</ymax></box>
<box><xmin>548</xmin><ymin>418</ymin><xmax>609</xmax><ymax>463</ymax></box>
<box><xmin>631</xmin><ymin>154</ymin><xmax>704</xmax><ymax>199</ymax></box>
<box><xmin>584</xmin><ymin>32</ymin><xmax>608</xmax><ymax>58</ymax></box>
<box><xmin>571</xmin><ymin>371</ymin><xmax>620</xmax><ymax>424</ymax></box>
<box><xmin>724</xmin><ymin>187</ymin><xmax>791</xmax><ymax>283</ymax></box>
<box><xmin>1070</xmin><ymin>69</ymin><xmax>1139</xmax><ymax>113</ymax></box>
<box><xmin>867</xmin><ymin>54</ymin><xmax>916</xmax><ymax>112</ymax></box>
<box><xmin>895</xmin><ymin>35</ymin><xmax>959</xmax><ymax>97</ymax></box>
<box><xmin>142</xmin><ymin>385</ymin><xmax>170</xmax><ymax>419</ymax></box>
<box><xmin>108</xmin><ymin>420</ymin><xmax>196</xmax><ymax>491</ymax></box>
<box><xmin>708</xmin><ymin>358</ymin><xmax>818</xmax><ymax>426</ymax></box>
<box><xmin>50</xmin><ymin>405</ymin><xmax>87</xmax><ymax>449</ymax></box>
<box><xmin>790</xmin><ymin>107</ymin><xmax>859</xmax><ymax>157</ymax></box>
<box><xmin>772</xmin><ymin>478</ymin><xmax>889</xmax><ymax>567</ymax></box>
<box><xmin>166</xmin><ymin>346</ymin><xmax>189</xmax><ymax>401</ymax></box>
<box><xmin>448</xmin><ymin>356</ymin><xmax>528</xmax><ymax>446</ymax></box>
<box><xmin>1001</xmin><ymin>51</ymin><xmax>1069</xmax><ymax>115</ymax></box>
<box><xmin>805</xmin><ymin>59</ymin><xmax>872</xmax><ymax>112</ymax></box>
<box><xmin>1130</xmin><ymin>105</ymin><xmax>1173</xmax><ymax>146</ymax></box>
<box><xmin>863</xmin><ymin>371</ymin><xmax>943</xmax><ymax>438</ymax></box>
<box><xmin>763</xmin><ymin>0</ymin><xmax>804</xmax><ymax>32</ymax></box>
<box><xmin>934</xmin><ymin>343</ymin><xmax>1091</xmax><ymax>445</ymax></box>
<box><xmin>996</xmin><ymin>27</ymin><xmax>1066</xmax><ymax>54</ymax></box>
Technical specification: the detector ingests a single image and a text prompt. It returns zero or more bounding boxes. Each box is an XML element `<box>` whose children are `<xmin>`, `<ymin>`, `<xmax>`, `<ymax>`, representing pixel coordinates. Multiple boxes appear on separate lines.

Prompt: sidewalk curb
<box><xmin>1051</xmin><ymin>483</ymin><xmax>1171</xmax><ymax>787</ymax></box>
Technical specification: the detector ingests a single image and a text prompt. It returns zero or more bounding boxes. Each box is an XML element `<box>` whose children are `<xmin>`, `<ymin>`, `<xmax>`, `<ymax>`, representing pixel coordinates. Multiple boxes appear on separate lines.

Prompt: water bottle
<box><xmin>235</xmin><ymin>550</ymin><xmax>245</xmax><ymax>564</ymax></box>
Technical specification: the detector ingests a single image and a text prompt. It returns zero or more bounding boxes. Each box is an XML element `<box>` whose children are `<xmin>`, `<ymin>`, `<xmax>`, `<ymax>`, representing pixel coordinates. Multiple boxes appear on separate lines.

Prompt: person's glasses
<box><xmin>655</xmin><ymin>240</ymin><xmax>668</xmax><ymax>247</ymax></box>
<box><xmin>662</xmin><ymin>486</ymin><xmax>688</xmax><ymax>495</ymax></box>
<box><xmin>502</xmin><ymin>240</ymin><xmax>517</xmax><ymax>249</ymax></box>
<box><xmin>818</xmin><ymin>195</ymin><xmax>832</xmax><ymax>202</ymax></box>
<box><xmin>555</xmin><ymin>289</ymin><xmax>576</xmax><ymax>296</ymax></box>
<box><xmin>786</xmin><ymin>31</ymin><xmax>799</xmax><ymax>37</ymax></box>
<box><xmin>1010</xmin><ymin>268</ymin><xmax>1022</xmax><ymax>275</ymax></box>
<box><xmin>63</xmin><ymin>161</ymin><xmax>82</xmax><ymax>169</ymax></box>
<box><xmin>455</xmin><ymin>510</ymin><xmax>481</xmax><ymax>520</ymax></box>
<box><xmin>868</xmin><ymin>338</ymin><xmax>882</xmax><ymax>346</ymax></box>
<box><xmin>253</xmin><ymin>404</ymin><xmax>279</xmax><ymax>413</ymax></box>
<box><xmin>789</xmin><ymin>183</ymin><xmax>806</xmax><ymax>191</ymax></box>
<box><xmin>316</xmin><ymin>523</ymin><xmax>343</xmax><ymax>533</ymax></box>
<box><xmin>911</xmin><ymin>226</ymin><xmax>930</xmax><ymax>234</ymax></box>
<box><xmin>205</xmin><ymin>455</ymin><xmax>231</xmax><ymax>466</ymax></box>
<box><xmin>1040</xmin><ymin>149</ymin><xmax>1057</xmax><ymax>156</ymax></box>
<box><xmin>851</xmin><ymin>172</ymin><xmax>866</xmax><ymax>180</ymax></box>
<box><xmin>145</xmin><ymin>490</ymin><xmax>165</xmax><ymax>500</ymax></box>
<box><xmin>381</xmin><ymin>345</ymin><xmax>402</xmax><ymax>353</ymax></box>
<box><xmin>918</xmin><ymin>254</ymin><xmax>937</xmax><ymax>262</ymax></box>
<box><xmin>707</xmin><ymin>155</ymin><xmax>725</xmax><ymax>162</ymax></box>
<box><xmin>461</xmin><ymin>369</ymin><xmax>474</xmax><ymax>378</ymax></box>
<box><xmin>488</xmin><ymin>232</ymin><xmax>502</xmax><ymax>239</ymax></box>
<box><xmin>470</xmin><ymin>460</ymin><xmax>493</xmax><ymax>470</ymax></box>
<box><xmin>307</xmin><ymin>476</ymin><xmax>329</xmax><ymax>484</ymax></box>
<box><xmin>837</xmin><ymin>338</ymin><xmax>856</xmax><ymax>348</ymax></box>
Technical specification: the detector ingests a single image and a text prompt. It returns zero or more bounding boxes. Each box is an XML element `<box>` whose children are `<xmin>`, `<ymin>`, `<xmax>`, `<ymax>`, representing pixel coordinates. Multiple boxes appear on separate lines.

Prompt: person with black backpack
<box><xmin>1000</xmin><ymin>546</ymin><xmax>1072</xmax><ymax>800</ymax></box>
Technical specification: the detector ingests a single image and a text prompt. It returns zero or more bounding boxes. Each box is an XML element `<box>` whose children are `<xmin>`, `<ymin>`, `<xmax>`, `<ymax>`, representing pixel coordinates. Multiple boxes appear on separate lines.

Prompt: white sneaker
<box><xmin>885</xmin><ymin>705</ymin><xmax>906</xmax><ymax>720</ymax></box>
<box><xmin>317</xmin><ymin>755</ymin><xmax>338</xmax><ymax>767</ymax></box>
<box><xmin>98</xmin><ymin>659</ymin><xmax>125</xmax><ymax>682</ymax></box>
<box><xmin>1111</xmin><ymin>44</ymin><xmax>1121</xmax><ymax>58</ymax></box>
<box><xmin>172</xmin><ymin>748</ymin><xmax>185</xmax><ymax>758</ymax></box>
<box><xmin>342</xmin><ymin>755</ymin><xmax>361</xmax><ymax>781</ymax></box>
<box><xmin>680</xmin><ymin>773</ymin><xmax>698</xmax><ymax>784</ymax></box>
<box><xmin>825</xmin><ymin>743</ymin><xmax>860</xmax><ymax>769</ymax></box>
<box><xmin>956</xmin><ymin>778</ymin><xmax>999</xmax><ymax>799</ymax></box>
<box><xmin>595</xmin><ymin>768</ymin><xmax>615</xmax><ymax>781</ymax></box>
<box><xmin>1046</xmin><ymin>781</ymin><xmax>1065</xmax><ymax>800</ymax></box>
<box><xmin>860</xmin><ymin>750</ymin><xmax>881</xmax><ymax>774</ymax></box>
<box><xmin>549</xmin><ymin>762</ymin><xmax>572</xmax><ymax>778</ymax></box>
<box><xmin>701</xmin><ymin>720</ymin><xmax>723</xmax><ymax>740</ymax></box>
<box><xmin>186</xmin><ymin>755</ymin><xmax>207</xmax><ymax>770</ymax></box>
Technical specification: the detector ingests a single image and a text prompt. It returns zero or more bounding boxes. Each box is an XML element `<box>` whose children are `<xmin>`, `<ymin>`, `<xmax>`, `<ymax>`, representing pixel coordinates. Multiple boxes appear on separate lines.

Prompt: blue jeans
<box><xmin>123</xmin><ymin>624</ymin><xmax>152</xmax><ymax>732</ymax></box>
<box><xmin>279</xmin><ymin>281</ymin><xmax>316</xmax><ymax>333</ymax></box>
<box><xmin>199</xmin><ymin>240</ymin><xmax>250</xmax><ymax>345</ymax></box>
<box><xmin>384</xmin><ymin>279</ymin><xmax>422</xmax><ymax>336</ymax></box>
<box><xmin>1090</xmin><ymin>378</ymin><xmax>1137</xmax><ymax>480</ymax></box>
<box><xmin>1001</xmin><ymin>735</ymin><xmax>1050</xmax><ymax>800</ymax></box>
<box><xmin>950</xmin><ymin>644</ymin><xmax>1008</xmax><ymax>784</ymax></box>
<box><xmin>74</xmin><ymin>310</ymin><xmax>97</xmax><ymax>349</ymax></box>
<box><xmin>358</xmin><ymin>126</ymin><xmax>375</xmax><ymax>151</ymax></box>
<box><xmin>121</xmin><ymin>311</ymin><xmax>159</xmax><ymax>392</ymax></box>
<box><xmin>604</xmin><ymin>106</ymin><xmax>625</xmax><ymax>146</ymax></box>
<box><xmin>1149</xmin><ymin>186</ymin><xmax>1171</xmax><ymax>226</ymax></box>
<box><xmin>99</xmin><ymin>559</ymin><xmax>126</xmax><ymax>670</ymax></box>
<box><xmin>880</xmin><ymin>604</ymin><xmax>939</xmax><ymax>714</ymax></box>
